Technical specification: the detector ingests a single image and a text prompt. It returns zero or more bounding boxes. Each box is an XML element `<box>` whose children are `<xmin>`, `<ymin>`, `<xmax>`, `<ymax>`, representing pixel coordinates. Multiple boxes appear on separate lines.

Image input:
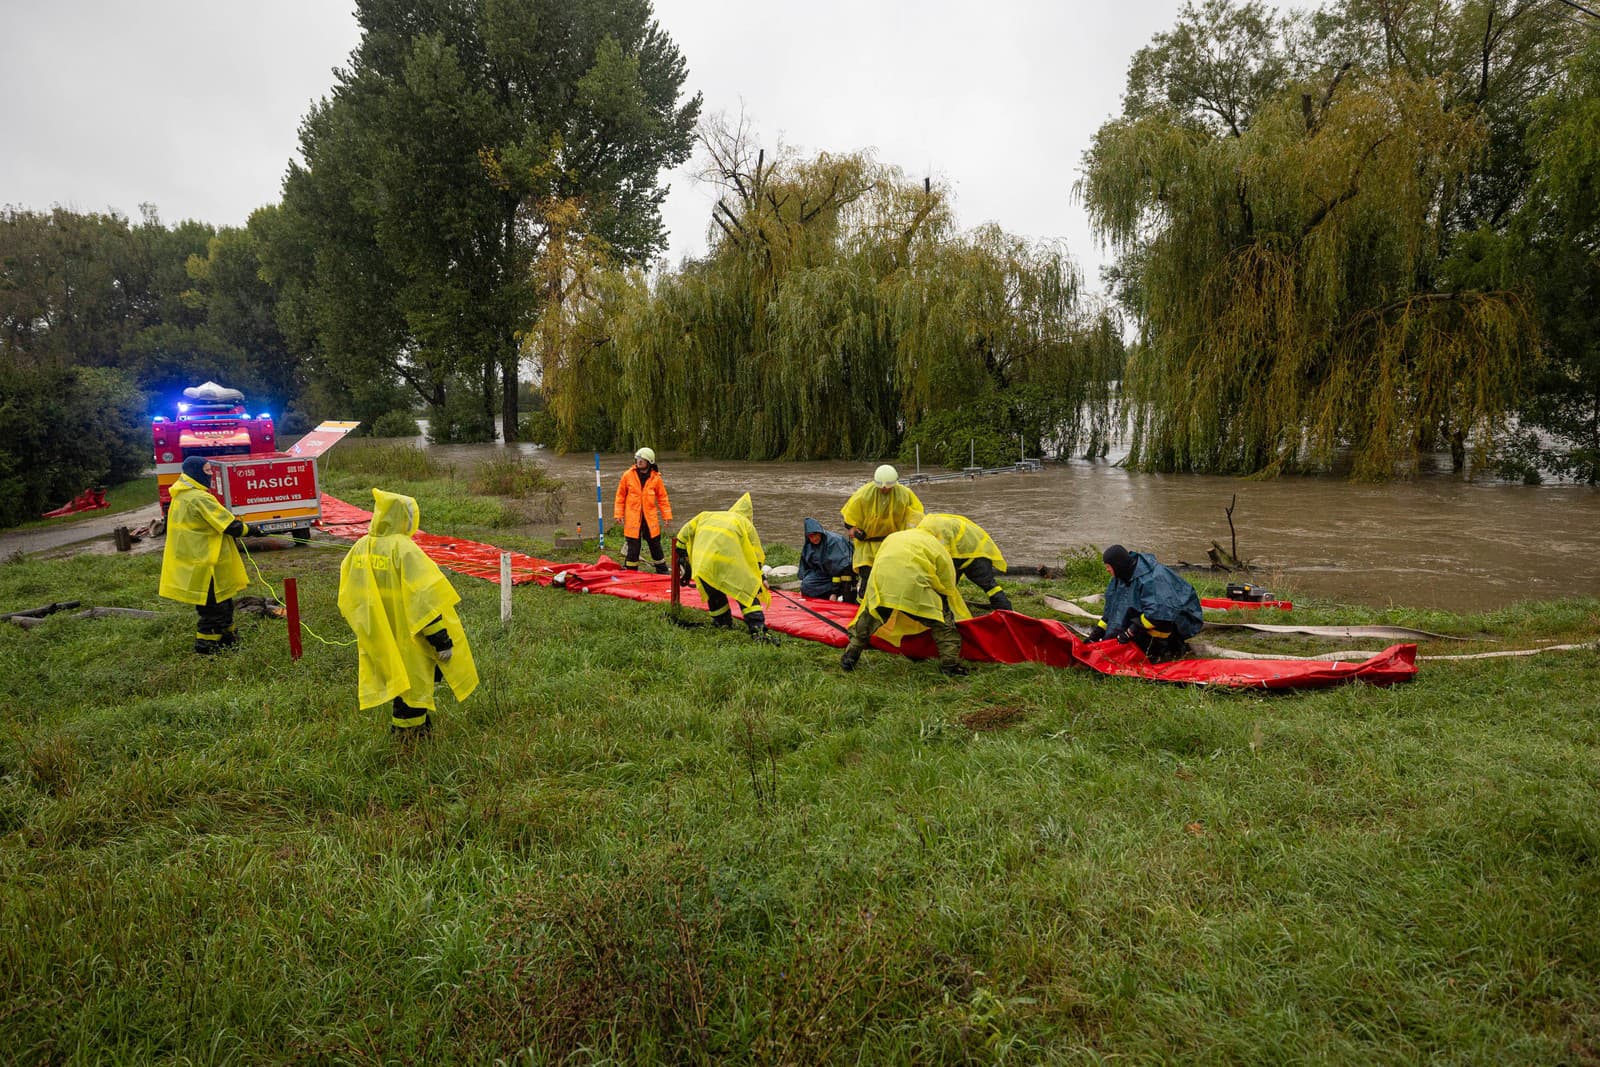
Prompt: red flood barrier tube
<box><xmin>315</xmin><ymin>494</ymin><xmax>1415</xmax><ymax>689</ymax></box>
<box><xmin>1202</xmin><ymin>597</ymin><xmax>1294</xmax><ymax>611</ymax></box>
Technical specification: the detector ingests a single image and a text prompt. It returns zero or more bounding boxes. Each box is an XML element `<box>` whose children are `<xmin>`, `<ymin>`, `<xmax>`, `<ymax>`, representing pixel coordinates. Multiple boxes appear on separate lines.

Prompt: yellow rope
<box><xmin>239</xmin><ymin>540</ymin><xmax>355</xmax><ymax>648</ymax></box>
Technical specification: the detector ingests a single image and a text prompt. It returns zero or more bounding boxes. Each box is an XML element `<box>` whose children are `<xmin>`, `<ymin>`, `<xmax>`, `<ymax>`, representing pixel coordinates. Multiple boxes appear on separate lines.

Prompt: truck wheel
<box><xmin>292</xmin><ymin>527</ymin><xmax>311</xmax><ymax>544</ymax></box>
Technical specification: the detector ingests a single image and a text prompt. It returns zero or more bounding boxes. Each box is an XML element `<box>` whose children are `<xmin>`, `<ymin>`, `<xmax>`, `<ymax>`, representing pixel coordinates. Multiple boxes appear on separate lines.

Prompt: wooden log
<box><xmin>0</xmin><ymin>601</ymin><xmax>81</xmax><ymax>620</ymax></box>
<box><xmin>71</xmin><ymin>607</ymin><xmax>160</xmax><ymax>620</ymax></box>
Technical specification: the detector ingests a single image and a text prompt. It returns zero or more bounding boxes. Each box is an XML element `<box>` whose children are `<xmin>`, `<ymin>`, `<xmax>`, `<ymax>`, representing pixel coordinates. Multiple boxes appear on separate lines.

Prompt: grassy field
<box><xmin>2</xmin><ymin>461</ymin><xmax>1599</xmax><ymax>1063</ymax></box>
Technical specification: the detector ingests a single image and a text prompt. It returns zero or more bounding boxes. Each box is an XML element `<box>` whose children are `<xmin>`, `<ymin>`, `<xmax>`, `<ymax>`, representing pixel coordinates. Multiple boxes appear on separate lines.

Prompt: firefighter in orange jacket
<box><xmin>614</xmin><ymin>447</ymin><xmax>673</xmax><ymax>573</ymax></box>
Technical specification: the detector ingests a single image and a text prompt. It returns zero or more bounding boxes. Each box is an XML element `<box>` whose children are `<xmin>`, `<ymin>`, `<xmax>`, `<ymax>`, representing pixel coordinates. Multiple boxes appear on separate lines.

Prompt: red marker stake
<box><xmin>285</xmin><ymin>577</ymin><xmax>303</xmax><ymax>661</ymax></box>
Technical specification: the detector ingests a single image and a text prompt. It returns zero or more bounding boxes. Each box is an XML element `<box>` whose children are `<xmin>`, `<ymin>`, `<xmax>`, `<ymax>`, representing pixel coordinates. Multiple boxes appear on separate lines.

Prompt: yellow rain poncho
<box><xmin>840</xmin><ymin>481</ymin><xmax>924</xmax><ymax>568</ymax></box>
<box><xmin>159</xmin><ymin>474</ymin><xmax>249</xmax><ymax>605</ymax></box>
<box><xmin>855</xmin><ymin>528</ymin><xmax>972</xmax><ymax>646</ymax></box>
<box><xmin>338</xmin><ymin>489</ymin><xmax>478</xmax><ymax>711</ymax></box>
<box><xmin>675</xmin><ymin>492</ymin><xmax>771</xmax><ymax>610</ymax></box>
<box><xmin>918</xmin><ymin>513</ymin><xmax>1006</xmax><ymax>570</ymax></box>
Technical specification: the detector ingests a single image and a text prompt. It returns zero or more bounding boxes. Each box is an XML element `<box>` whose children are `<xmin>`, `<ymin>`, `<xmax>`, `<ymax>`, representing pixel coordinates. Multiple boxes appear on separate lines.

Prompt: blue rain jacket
<box><xmin>1101</xmin><ymin>551</ymin><xmax>1204</xmax><ymax>639</ymax></box>
<box><xmin>799</xmin><ymin>517</ymin><xmax>855</xmax><ymax>598</ymax></box>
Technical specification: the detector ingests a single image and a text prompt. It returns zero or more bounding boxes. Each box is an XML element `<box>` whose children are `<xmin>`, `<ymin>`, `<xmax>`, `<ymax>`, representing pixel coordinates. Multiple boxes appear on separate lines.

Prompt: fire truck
<box><xmin>153</xmin><ymin>382</ymin><xmax>358</xmax><ymax>538</ymax></box>
<box><xmin>152</xmin><ymin>382</ymin><xmax>277</xmax><ymax>514</ymax></box>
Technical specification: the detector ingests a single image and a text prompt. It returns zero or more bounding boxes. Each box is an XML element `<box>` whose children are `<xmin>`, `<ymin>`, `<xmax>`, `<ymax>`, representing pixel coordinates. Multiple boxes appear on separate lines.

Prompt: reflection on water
<box><xmin>415</xmin><ymin>437</ymin><xmax>1600</xmax><ymax>613</ymax></box>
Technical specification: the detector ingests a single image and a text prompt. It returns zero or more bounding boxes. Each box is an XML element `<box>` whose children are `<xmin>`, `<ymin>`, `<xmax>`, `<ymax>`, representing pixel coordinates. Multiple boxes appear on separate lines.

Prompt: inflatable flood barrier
<box><xmin>316</xmin><ymin>494</ymin><xmax>1417</xmax><ymax>690</ymax></box>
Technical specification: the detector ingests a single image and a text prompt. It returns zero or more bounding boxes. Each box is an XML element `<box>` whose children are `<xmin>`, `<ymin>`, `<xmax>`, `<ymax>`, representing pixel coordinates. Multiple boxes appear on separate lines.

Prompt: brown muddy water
<box><xmin>421</xmin><ymin>444</ymin><xmax>1600</xmax><ymax>614</ymax></box>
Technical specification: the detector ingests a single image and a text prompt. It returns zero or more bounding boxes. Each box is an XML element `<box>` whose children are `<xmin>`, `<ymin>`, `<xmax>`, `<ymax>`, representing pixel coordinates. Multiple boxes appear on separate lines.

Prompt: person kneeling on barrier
<box><xmin>673</xmin><ymin>492</ymin><xmax>776</xmax><ymax>641</ymax></box>
<box><xmin>1086</xmin><ymin>544</ymin><xmax>1204</xmax><ymax>664</ymax></box>
<box><xmin>839</xmin><ymin>528</ymin><xmax>971</xmax><ymax>676</ymax></box>
<box><xmin>917</xmin><ymin>512</ymin><xmax>1012</xmax><ymax>612</ymax></box>
<box><xmin>338</xmin><ymin>489</ymin><xmax>478</xmax><ymax>737</ymax></box>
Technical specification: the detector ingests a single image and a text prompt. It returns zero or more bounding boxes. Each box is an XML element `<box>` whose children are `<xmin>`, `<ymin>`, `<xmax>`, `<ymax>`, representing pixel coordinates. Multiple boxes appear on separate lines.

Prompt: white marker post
<box><xmin>500</xmin><ymin>552</ymin><xmax>512</xmax><ymax>625</ymax></box>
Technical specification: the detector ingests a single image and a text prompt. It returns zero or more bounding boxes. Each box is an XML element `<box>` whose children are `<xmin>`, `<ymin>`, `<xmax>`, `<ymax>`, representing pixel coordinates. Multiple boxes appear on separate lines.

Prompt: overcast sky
<box><xmin>0</xmin><ymin>0</ymin><xmax>1190</xmax><ymax>291</ymax></box>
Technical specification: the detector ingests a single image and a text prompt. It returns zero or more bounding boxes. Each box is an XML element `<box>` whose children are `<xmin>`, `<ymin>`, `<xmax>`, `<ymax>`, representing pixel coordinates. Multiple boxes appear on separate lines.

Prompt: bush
<box><xmin>0</xmin><ymin>366</ymin><xmax>148</xmax><ymax>527</ymax></box>
<box><xmin>518</xmin><ymin>410</ymin><xmax>557</xmax><ymax>445</ymax></box>
<box><xmin>900</xmin><ymin>409</ymin><xmax>1015</xmax><ymax>470</ymax></box>
<box><xmin>428</xmin><ymin>389</ymin><xmax>496</xmax><ymax>444</ymax></box>
<box><xmin>470</xmin><ymin>454</ymin><xmax>566</xmax><ymax>521</ymax></box>
<box><xmin>370</xmin><ymin>409</ymin><xmax>421</xmax><ymax>438</ymax></box>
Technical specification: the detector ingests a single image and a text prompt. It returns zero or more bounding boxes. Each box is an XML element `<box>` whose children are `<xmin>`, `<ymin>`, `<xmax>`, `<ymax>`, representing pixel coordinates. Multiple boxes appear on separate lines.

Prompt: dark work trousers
<box><xmin>854</xmin><ymin>564</ymin><xmax>872</xmax><ymax>601</ymax></box>
<box><xmin>843</xmin><ymin>602</ymin><xmax>962</xmax><ymax>666</ymax></box>
<box><xmin>194</xmin><ymin>580</ymin><xmax>236</xmax><ymax>654</ymax></box>
<box><xmin>625</xmin><ymin>527</ymin><xmax>666</xmax><ymax>572</ymax></box>
<box><xmin>701</xmin><ymin>583</ymin><xmax>765</xmax><ymax>633</ymax></box>
<box><xmin>957</xmin><ymin>558</ymin><xmax>1012</xmax><ymax>611</ymax></box>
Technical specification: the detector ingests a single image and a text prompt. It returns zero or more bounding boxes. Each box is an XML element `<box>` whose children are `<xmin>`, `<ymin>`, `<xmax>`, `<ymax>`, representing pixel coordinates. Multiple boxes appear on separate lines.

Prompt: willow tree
<box><xmin>537</xmin><ymin>118</ymin><xmax>1122</xmax><ymax>461</ymax></box>
<box><xmin>1083</xmin><ymin>0</ymin><xmax>1557</xmax><ymax>478</ymax></box>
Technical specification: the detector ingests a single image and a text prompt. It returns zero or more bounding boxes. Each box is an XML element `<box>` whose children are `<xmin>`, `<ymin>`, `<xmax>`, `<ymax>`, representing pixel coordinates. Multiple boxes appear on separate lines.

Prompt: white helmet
<box><xmin>635</xmin><ymin>447</ymin><xmax>657</xmax><ymax>464</ymax></box>
<box><xmin>873</xmin><ymin>463</ymin><xmax>899</xmax><ymax>487</ymax></box>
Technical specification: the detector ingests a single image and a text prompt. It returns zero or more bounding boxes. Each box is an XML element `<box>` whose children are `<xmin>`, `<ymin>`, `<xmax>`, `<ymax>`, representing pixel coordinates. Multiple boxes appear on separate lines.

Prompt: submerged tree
<box><xmin>1082</xmin><ymin>0</ymin><xmax>1558</xmax><ymax>477</ymax></box>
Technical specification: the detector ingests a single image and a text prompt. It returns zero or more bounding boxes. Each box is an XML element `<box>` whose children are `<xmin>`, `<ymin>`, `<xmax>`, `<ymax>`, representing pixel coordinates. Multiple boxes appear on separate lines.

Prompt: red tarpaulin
<box><xmin>314</xmin><ymin>493</ymin><xmax>1416</xmax><ymax>689</ymax></box>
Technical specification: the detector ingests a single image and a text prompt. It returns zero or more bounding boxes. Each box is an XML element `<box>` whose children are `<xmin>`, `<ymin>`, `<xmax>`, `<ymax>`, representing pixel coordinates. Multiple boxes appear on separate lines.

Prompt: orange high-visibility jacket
<box><xmin>614</xmin><ymin>465</ymin><xmax>673</xmax><ymax>538</ymax></box>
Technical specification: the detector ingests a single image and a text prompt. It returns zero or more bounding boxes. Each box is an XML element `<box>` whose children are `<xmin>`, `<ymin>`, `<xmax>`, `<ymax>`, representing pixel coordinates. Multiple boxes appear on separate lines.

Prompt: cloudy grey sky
<box><xmin>1</xmin><ymin>0</ymin><xmax>1189</xmax><ymax>290</ymax></box>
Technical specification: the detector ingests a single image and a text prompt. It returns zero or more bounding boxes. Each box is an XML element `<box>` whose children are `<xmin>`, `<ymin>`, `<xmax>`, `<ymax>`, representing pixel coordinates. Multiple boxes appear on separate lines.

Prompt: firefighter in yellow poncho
<box><xmin>918</xmin><ymin>512</ymin><xmax>1012</xmax><ymax>612</ymax></box>
<box><xmin>839</xmin><ymin>527</ymin><xmax>972</xmax><ymax>676</ymax></box>
<box><xmin>159</xmin><ymin>455</ymin><xmax>255</xmax><ymax>654</ymax></box>
<box><xmin>338</xmin><ymin>489</ymin><xmax>478</xmax><ymax>736</ymax></box>
<box><xmin>673</xmin><ymin>492</ymin><xmax>773</xmax><ymax>640</ymax></box>
<box><xmin>840</xmin><ymin>464</ymin><xmax>924</xmax><ymax>599</ymax></box>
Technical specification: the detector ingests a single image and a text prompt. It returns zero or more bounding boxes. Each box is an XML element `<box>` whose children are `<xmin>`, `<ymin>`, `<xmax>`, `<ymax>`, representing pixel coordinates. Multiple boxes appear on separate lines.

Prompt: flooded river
<box><xmin>421</xmin><ymin>443</ymin><xmax>1600</xmax><ymax>614</ymax></box>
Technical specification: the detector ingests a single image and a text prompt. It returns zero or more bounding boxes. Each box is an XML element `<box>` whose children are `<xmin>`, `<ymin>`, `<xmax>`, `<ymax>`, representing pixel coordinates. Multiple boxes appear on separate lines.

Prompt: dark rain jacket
<box><xmin>799</xmin><ymin>517</ymin><xmax>855</xmax><ymax>598</ymax></box>
<box><xmin>1101</xmin><ymin>551</ymin><xmax>1204</xmax><ymax>640</ymax></box>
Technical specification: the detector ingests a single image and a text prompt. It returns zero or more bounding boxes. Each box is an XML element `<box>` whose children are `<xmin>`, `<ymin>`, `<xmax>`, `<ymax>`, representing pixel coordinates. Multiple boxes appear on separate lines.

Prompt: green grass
<box><xmin>2</xmin><ymin>492</ymin><xmax>1599</xmax><ymax>1063</ymax></box>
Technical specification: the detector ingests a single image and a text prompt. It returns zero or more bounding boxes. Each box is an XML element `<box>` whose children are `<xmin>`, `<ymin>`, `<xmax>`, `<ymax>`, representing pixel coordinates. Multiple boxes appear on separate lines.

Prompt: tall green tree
<box><xmin>1082</xmin><ymin>0</ymin><xmax>1564</xmax><ymax>477</ymax></box>
<box><xmin>536</xmin><ymin>121</ymin><xmax>1121</xmax><ymax>462</ymax></box>
<box><xmin>278</xmin><ymin>0</ymin><xmax>699</xmax><ymax>441</ymax></box>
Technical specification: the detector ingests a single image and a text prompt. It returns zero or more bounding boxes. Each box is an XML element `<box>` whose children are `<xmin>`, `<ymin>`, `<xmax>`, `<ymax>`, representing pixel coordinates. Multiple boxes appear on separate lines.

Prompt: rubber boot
<box><xmin>840</xmin><ymin>640</ymin><xmax>865</xmax><ymax>672</ymax></box>
<box><xmin>985</xmin><ymin>589</ymin><xmax>1013</xmax><ymax>613</ymax></box>
<box><xmin>931</xmin><ymin>618</ymin><xmax>967</xmax><ymax>676</ymax></box>
<box><xmin>652</xmin><ymin>559</ymin><xmax>669</xmax><ymax>575</ymax></box>
<box><xmin>745</xmin><ymin>610</ymin><xmax>777</xmax><ymax>644</ymax></box>
<box><xmin>711</xmin><ymin>612</ymin><xmax>735</xmax><ymax>630</ymax></box>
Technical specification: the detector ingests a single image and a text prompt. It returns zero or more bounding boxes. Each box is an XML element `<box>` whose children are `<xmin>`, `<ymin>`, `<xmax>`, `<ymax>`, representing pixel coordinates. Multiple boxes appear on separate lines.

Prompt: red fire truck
<box><xmin>152</xmin><ymin>382</ymin><xmax>277</xmax><ymax>514</ymax></box>
<box><xmin>153</xmin><ymin>382</ymin><xmax>358</xmax><ymax>537</ymax></box>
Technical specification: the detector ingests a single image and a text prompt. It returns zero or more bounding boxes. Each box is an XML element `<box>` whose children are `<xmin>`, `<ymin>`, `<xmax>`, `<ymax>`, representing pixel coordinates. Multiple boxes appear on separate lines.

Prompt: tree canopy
<box><xmin>1082</xmin><ymin>0</ymin><xmax>1580</xmax><ymax>478</ymax></box>
<box><xmin>535</xmin><ymin>118</ymin><xmax>1122</xmax><ymax>464</ymax></box>
<box><xmin>276</xmin><ymin>0</ymin><xmax>699</xmax><ymax>440</ymax></box>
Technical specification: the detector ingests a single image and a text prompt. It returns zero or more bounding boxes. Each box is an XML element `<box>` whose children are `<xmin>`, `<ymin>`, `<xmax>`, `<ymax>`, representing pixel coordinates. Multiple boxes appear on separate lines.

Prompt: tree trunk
<box><xmin>482</xmin><ymin>359</ymin><xmax>497</xmax><ymax>441</ymax></box>
<box><xmin>501</xmin><ymin>344</ymin><xmax>519</xmax><ymax>442</ymax></box>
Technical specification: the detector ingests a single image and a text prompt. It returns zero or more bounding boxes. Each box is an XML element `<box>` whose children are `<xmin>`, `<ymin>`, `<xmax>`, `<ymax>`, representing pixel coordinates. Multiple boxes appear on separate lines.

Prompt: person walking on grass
<box><xmin>615</xmin><ymin>447</ymin><xmax>672</xmax><ymax>573</ymax></box>
<box><xmin>839</xmin><ymin>527</ymin><xmax>971</xmax><ymax>676</ymax></box>
<box><xmin>840</xmin><ymin>464</ymin><xmax>924</xmax><ymax>600</ymax></box>
<box><xmin>159</xmin><ymin>455</ymin><xmax>256</xmax><ymax>654</ymax></box>
<box><xmin>338</xmin><ymin>489</ymin><xmax>478</xmax><ymax>738</ymax></box>
<box><xmin>918</xmin><ymin>512</ymin><xmax>1013</xmax><ymax>612</ymax></box>
<box><xmin>673</xmin><ymin>492</ymin><xmax>774</xmax><ymax>640</ymax></box>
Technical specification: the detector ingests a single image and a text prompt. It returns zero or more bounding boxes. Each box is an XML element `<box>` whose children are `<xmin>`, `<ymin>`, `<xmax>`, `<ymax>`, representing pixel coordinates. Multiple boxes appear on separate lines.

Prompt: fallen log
<box><xmin>71</xmin><ymin>607</ymin><xmax>161</xmax><ymax>620</ymax></box>
<box><xmin>1</xmin><ymin>601</ymin><xmax>82</xmax><ymax>621</ymax></box>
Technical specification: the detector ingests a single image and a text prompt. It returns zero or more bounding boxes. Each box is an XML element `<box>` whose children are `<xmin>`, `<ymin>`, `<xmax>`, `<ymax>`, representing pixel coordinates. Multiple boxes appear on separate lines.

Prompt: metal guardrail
<box><xmin>903</xmin><ymin>459</ymin><xmax>1042</xmax><ymax>485</ymax></box>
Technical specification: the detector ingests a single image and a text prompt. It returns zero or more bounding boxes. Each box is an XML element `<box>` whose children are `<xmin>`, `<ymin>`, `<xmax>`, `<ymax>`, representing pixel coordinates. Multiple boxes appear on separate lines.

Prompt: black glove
<box><xmin>422</xmin><ymin>620</ymin><xmax>453</xmax><ymax>661</ymax></box>
<box><xmin>674</xmin><ymin>549</ymin><xmax>692</xmax><ymax>585</ymax></box>
<box><xmin>1114</xmin><ymin>627</ymin><xmax>1134</xmax><ymax>644</ymax></box>
<box><xmin>849</xmin><ymin>527</ymin><xmax>867</xmax><ymax>541</ymax></box>
<box><xmin>1086</xmin><ymin>624</ymin><xmax>1108</xmax><ymax>643</ymax></box>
